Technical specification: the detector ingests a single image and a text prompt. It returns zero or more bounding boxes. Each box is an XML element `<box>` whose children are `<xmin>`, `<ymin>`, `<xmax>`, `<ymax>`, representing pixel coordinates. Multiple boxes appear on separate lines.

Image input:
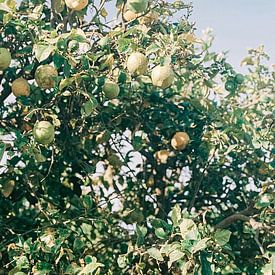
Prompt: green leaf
<box><xmin>191</xmin><ymin>238</ymin><xmax>210</xmax><ymax>254</ymax></box>
<box><xmin>147</xmin><ymin>247</ymin><xmax>164</xmax><ymax>261</ymax></box>
<box><xmin>171</xmin><ymin>204</ymin><xmax>181</xmax><ymax>227</ymax></box>
<box><xmin>146</xmin><ymin>43</ymin><xmax>160</xmax><ymax>54</ymax></box>
<box><xmin>81</xmin><ymin>97</ymin><xmax>98</xmax><ymax>116</ymax></box>
<box><xmin>0</xmin><ymin>142</ymin><xmax>5</xmax><ymax>162</ymax></box>
<box><xmin>136</xmin><ymin>225</ymin><xmax>147</xmax><ymax>246</ymax></box>
<box><xmin>168</xmin><ymin>250</ymin><xmax>185</xmax><ymax>268</ymax></box>
<box><xmin>200</xmin><ymin>252</ymin><xmax>213</xmax><ymax>275</ymax></box>
<box><xmin>59</xmin><ymin>77</ymin><xmax>75</xmax><ymax>91</ymax></box>
<box><xmin>151</xmin><ymin>218</ymin><xmax>172</xmax><ymax>231</ymax></box>
<box><xmin>34</xmin><ymin>44</ymin><xmax>55</xmax><ymax>62</ymax></box>
<box><xmin>214</xmin><ymin>229</ymin><xmax>231</xmax><ymax>246</ymax></box>
<box><xmin>155</xmin><ymin>227</ymin><xmax>168</xmax><ymax>239</ymax></box>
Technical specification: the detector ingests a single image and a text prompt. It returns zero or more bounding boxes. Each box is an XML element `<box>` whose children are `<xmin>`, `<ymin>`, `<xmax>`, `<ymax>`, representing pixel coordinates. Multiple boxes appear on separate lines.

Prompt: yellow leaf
<box><xmin>2</xmin><ymin>180</ymin><xmax>15</xmax><ymax>197</ymax></box>
<box><xmin>100</xmin><ymin>7</ymin><xmax>108</xmax><ymax>18</ymax></box>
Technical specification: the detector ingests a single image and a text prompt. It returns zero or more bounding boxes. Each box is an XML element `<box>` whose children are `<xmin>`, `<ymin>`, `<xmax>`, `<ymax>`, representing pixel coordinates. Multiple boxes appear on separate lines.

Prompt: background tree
<box><xmin>0</xmin><ymin>0</ymin><xmax>274</xmax><ymax>274</ymax></box>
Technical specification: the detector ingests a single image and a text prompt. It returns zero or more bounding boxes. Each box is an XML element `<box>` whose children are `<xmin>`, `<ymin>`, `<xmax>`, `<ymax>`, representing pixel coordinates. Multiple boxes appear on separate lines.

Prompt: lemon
<box><xmin>127</xmin><ymin>52</ymin><xmax>148</xmax><ymax>75</ymax></box>
<box><xmin>151</xmin><ymin>65</ymin><xmax>174</xmax><ymax>89</ymax></box>
<box><xmin>65</xmin><ymin>0</ymin><xmax>88</xmax><ymax>11</ymax></box>
<box><xmin>33</xmin><ymin>121</ymin><xmax>55</xmax><ymax>145</ymax></box>
<box><xmin>103</xmin><ymin>81</ymin><xmax>120</xmax><ymax>99</ymax></box>
<box><xmin>0</xmin><ymin>47</ymin><xmax>11</xmax><ymax>70</ymax></box>
<box><xmin>11</xmin><ymin>78</ymin><xmax>30</xmax><ymax>97</ymax></box>
<box><xmin>123</xmin><ymin>9</ymin><xmax>138</xmax><ymax>21</ymax></box>
<box><xmin>35</xmin><ymin>65</ymin><xmax>58</xmax><ymax>89</ymax></box>
<box><xmin>171</xmin><ymin>132</ymin><xmax>190</xmax><ymax>150</ymax></box>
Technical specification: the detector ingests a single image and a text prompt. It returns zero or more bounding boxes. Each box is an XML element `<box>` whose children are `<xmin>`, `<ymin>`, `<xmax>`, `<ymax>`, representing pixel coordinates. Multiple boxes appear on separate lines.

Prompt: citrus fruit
<box><xmin>64</xmin><ymin>0</ymin><xmax>88</xmax><ymax>11</ymax></box>
<box><xmin>11</xmin><ymin>78</ymin><xmax>30</xmax><ymax>97</ymax></box>
<box><xmin>127</xmin><ymin>0</ymin><xmax>148</xmax><ymax>13</ymax></box>
<box><xmin>35</xmin><ymin>65</ymin><xmax>58</xmax><ymax>89</ymax></box>
<box><xmin>123</xmin><ymin>9</ymin><xmax>138</xmax><ymax>21</ymax></box>
<box><xmin>33</xmin><ymin>121</ymin><xmax>55</xmax><ymax>145</ymax></box>
<box><xmin>103</xmin><ymin>81</ymin><xmax>120</xmax><ymax>99</ymax></box>
<box><xmin>151</xmin><ymin>65</ymin><xmax>174</xmax><ymax>89</ymax></box>
<box><xmin>53</xmin><ymin>0</ymin><xmax>65</xmax><ymax>13</ymax></box>
<box><xmin>139</xmin><ymin>11</ymin><xmax>159</xmax><ymax>24</ymax></box>
<box><xmin>155</xmin><ymin>150</ymin><xmax>170</xmax><ymax>164</ymax></box>
<box><xmin>127</xmin><ymin>52</ymin><xmax>148</xmax><ymax>75</ymax></box>
<box><xmin>0</xmin><ymin>47</ymin><xmax>11</xmax><ymax>70</ymax></box>
<box><xmin>171</xmin><ymin>132</ymin><xmax>190</xmax><ymax>150</ymax></box>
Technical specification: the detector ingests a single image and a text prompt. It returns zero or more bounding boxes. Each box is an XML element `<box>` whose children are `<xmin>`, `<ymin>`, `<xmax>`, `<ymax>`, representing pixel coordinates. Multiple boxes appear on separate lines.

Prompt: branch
<box><xmin>215</xmin><ymin>203</ymin><xmax>256</xmax><ymax>229</ymax></box>
<box><xmin>188</xmin><ymin>146</ymin><xmax>217</xmax><ymax>210</ymax></box>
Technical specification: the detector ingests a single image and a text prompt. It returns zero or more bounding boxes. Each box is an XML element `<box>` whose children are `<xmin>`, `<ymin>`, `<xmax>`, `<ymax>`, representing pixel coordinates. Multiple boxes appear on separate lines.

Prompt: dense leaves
<box><xmin>0</xmin><ymin>0</ymin><xmax>274</xmax><ymax>274</ymax></box>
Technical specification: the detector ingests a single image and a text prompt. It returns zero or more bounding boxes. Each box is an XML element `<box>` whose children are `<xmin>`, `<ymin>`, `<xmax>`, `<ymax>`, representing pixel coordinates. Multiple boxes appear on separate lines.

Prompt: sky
<box><xmin>191</xmin><ymin>0</ymin><xmax>275</xmax><ymax>68</ymax></box>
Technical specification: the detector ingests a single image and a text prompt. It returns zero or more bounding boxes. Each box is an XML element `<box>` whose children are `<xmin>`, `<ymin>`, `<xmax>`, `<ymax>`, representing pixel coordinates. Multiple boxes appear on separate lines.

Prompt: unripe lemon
<box><xmin>123</xmin><ymin>9</ymin><xmax>138</xmax><ymax>21</ymax></box>
<box><xmin>127</xmin><ymin>52</ymin><xmax>148</xmax><ymax>75</ymax></box>
<box><xmin>103</xmin><ymin>81</ymin><xmax>120</xmax><ymax>99</ymax></box>
<box><xmin>35</xmin><ymin>65</ymin><xmax>58</xmax><ymax>89</ymax></box>
<box><xmin>0</xmin><ymin>47</ymin><xmax>11</xmax><ymax>70</ymax></box>
<box><xmin>127</xmin><ymin>0</ymin><xmax>148</xmax><ymax>13</ymax></box>
<box><xmin>171</xmin><ymin>132</ymin><xmax>190</xmax><ymax>150</ymax></box>
<box><xmin>65</xmin><ymin>0</ymin><xmax>88</xmax><ymax>11</ymax></box>
<box><xmin>11</xmin><ymin>78</ymin><xmax>30</xmax><ymax>97</ymax></box>
<box><xmin>139</xmin><ymin>11</ymin><xmax>159</xmax><ymax>25</ymax></box>
<box><xmin>151</xmin><ymin>65</ymin><xmax>174</xmax><ymax>89</ymax></box>
<box><xmin>53</xmin><ymin>0</ymin><xmax>65</xmax><ymax>13</ymax></box>
<box><xmin>33</xmin><ymin>121</ymin><xmax>55</xmax><ymax>145</ymax></box>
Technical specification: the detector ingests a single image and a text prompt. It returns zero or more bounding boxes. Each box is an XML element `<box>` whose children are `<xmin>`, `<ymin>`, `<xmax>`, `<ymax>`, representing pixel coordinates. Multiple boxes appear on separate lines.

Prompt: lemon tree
<box><xmin>0</xmin><ymin>1</ymin><xmax>274</xmax><ymax>274</ymax></box>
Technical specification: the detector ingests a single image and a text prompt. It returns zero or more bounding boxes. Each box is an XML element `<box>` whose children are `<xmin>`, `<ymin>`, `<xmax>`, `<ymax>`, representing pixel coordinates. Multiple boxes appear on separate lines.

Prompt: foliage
<box><xmin>0</xmin><ymin>0</ymin><xmax>274</xmax><ymax>274</ymax></box>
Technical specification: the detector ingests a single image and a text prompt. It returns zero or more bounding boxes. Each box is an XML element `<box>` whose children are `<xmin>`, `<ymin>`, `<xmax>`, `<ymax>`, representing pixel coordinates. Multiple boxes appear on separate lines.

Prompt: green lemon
<box><xmin>33</xmin><ymin>121</ymin><xmax>55</xmax><ymax>145</ymax></box>
<box><xmin>103</xmin><ymin>81</ymin><xmax>120</xmax><ymax>99</ymax></box>
<box><xmin>35</xmin><ymin>65</ymin><xmax>58</xmax><ymax>89</ymax></box>
<box><xmin>0</xmin><ymin>47</ymin><xmax>11</xmax><ymax>70</ymax></box>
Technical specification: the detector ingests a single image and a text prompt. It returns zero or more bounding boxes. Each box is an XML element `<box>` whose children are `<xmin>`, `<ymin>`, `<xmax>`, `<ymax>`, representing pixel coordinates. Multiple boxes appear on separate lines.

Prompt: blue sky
<box><xmin>191</xmin><ymin>0</ymin><xmax>275</xmax><ymax>68</ymax></box>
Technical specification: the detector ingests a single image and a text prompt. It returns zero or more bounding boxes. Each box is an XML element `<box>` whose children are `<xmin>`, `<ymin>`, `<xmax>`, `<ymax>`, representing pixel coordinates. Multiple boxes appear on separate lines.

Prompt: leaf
<box><xmin>168</xmin><ymin>250</ymin><xmax>185</xmax><ymax>268</ymax></box>
<box><xmin>191</xmin><ymin>238</ymin><xmax>210</xmax><ymax>254</ymax></box>
<box><xmin>117</xmin><ymin>255</ymin><xmax>127</xmax><ymax>268</ymax></box>
<box><xmin>2</xmin><ymin>180</ymin><xmax>15</xmax><ymax>198</ymax></box>
<box><xmin>81</xmin><ymin>97</ymin><xmax>98</xmax><ymax>116</ymax></box>
<box><xmin>136</xmin><ymin>225</ymin><xmax>147</xmax><ymax>246</ymax></box>
<box><xmin>200</xmin><ymin>252</ymin><xmax>213</xmax><ymax>275</ymax></box>
<box><xmin>171</xmin><ymin>204</ymin><xmax>181</xmax><ymax>227</ymax></box>
<box><xmin>0</xmin><ymin>142</ymin><xmax>5</xmax><ymax>162</ymax></box>
<box><xmin>59</xmin><ymin>77</ymin><xmax>75</xmax><ymax>91</ymax></box>
<box><xmin>155</xmin><ymin>228</ymin><xmax>167</xmax><ymax>239</ymax></box>
<box><xmin>0</xmin><ymin>3</ymin><xmax>12</xmax><ymax>13</ymax></box>
<box><xmin>151</xmin><ymin>218</ymin><xmax>172</xmax><ymax>231</ymax></box>
<box><xmin>34</xmin><ymin>44</ymin><xmax>55</xmax><ymax>62</ymax></box>
<box><xmin>146</xmin><ymin>43</ymin><xmax>160</xmax><ymax>54</ymax></box>
<box><xmin>214</xmin><ymin>229</ymin><xmax>231</xmax><ymax>246</ymax></box>
<box><xmin>79</xmin><ymin>262</ymin><xmax>104</xmax><ymax>275</ymax></box>
<box><xmin>147</xmin><ymin>247</ymin><xmax>164</xmax><ymax>261</ymax></box>
<box><xmin>179</xmin><ymin>218</ymin><xmax>199</xmax><ymax>240</ymax></box>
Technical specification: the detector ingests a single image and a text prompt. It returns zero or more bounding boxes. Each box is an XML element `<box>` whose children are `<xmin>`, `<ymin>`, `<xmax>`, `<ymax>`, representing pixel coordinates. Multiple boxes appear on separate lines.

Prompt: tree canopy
<box><xmin>0</xmin><ymin>0</ymin><xmax>274</xmax><ymax>274</ymax></box>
